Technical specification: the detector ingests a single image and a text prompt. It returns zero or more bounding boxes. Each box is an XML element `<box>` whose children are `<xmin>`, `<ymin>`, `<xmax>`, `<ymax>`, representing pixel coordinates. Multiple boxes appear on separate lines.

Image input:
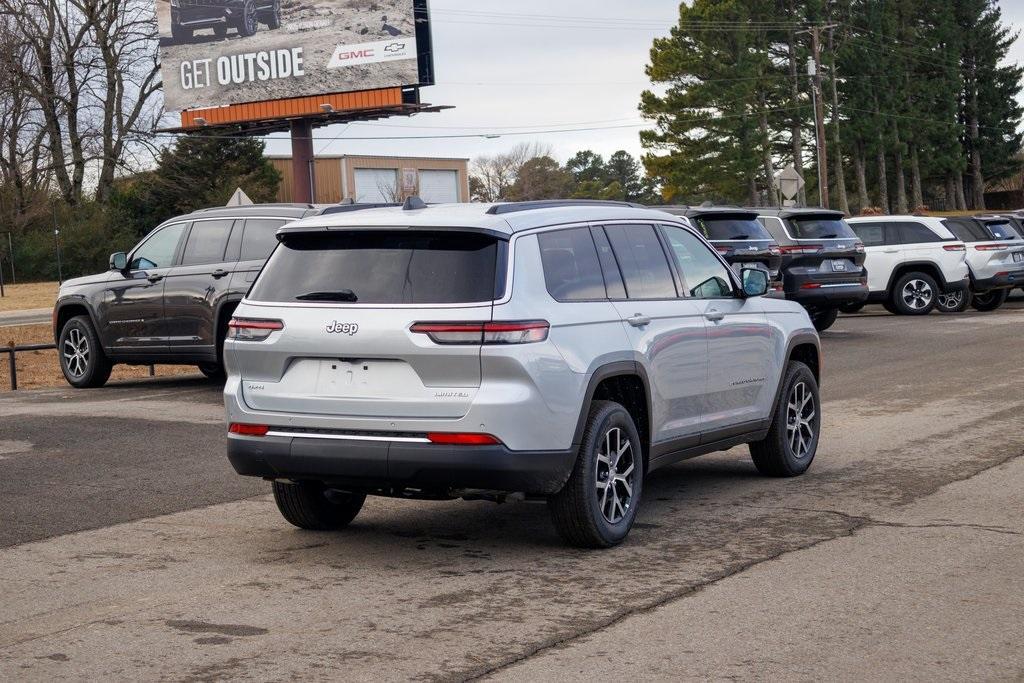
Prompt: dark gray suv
<box><xmin>52</xmin><ymin>204</ymin><xmax>320</xmax><ymax>388</ymax></box>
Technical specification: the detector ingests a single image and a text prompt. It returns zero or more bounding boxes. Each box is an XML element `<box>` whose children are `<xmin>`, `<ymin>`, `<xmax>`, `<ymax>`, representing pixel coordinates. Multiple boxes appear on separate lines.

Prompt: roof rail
<box><xmin>319</xmin><ymin>202</ymin><xmax>400</xmax><ymax>215</ymax></box>
<box><xmin>485</xmin><ymin>199</ymin><xmax>645</xmax><ymax>215</ymax></box>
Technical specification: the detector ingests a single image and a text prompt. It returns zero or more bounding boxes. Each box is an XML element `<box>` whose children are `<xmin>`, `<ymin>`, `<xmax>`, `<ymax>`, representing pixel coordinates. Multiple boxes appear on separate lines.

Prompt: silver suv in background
<box><xmin>224</xmin><ymin>200</ymin><xmax>823</xmax><ymax>547</ymax></box>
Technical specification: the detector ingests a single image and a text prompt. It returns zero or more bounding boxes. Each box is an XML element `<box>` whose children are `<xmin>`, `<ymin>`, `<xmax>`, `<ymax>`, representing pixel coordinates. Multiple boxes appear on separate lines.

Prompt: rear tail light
<box><xmin>854</xmin><ymin>242</ymin><xmax>865</xmax><ymax>254</ymax></box>
<box><xmin>779</xmin><ymin>244</ymin><xmax>823</xmax><ymax>254</ymax></box>
<box><xmin>800</xmin><ymin>282</ymin><xmax>822</xmax><ymax>289</ymax></box>
<box><xmin>714</xmin><ymin>245</ymin><xmax>732</xmax><ymax>254</ymax></box>
<box><xmin>943</xmin><ymin>244</ymin><xmax>966</xmax><ymax>251</ymax></box>
<box><xmin>769</xmin><ymin>245</ymin><xmax>782</xmax><ymax>256</ymax></box>
<box><xmin>229</xmin><ymin>423</ymin><xmax>269</xmax><ymax>436</ymax></box>
<box><xmin>227</xmin><ymin>317</ymin><xmax>284</xmax><ymax>341</ymax></box>
<box><xmin>973</xmin><ymin>244</ymin><xmax>1008</xmax><ymax>251</ymax></box>
<box><xmin>411</xmin><ymin>320</ymin><xmax>549</xmax><ymax>345</ymax></box>
<box><xmin>426</xmin><ymin>432</ymin><xmax>502</xmax><ymax>445</ymax></box>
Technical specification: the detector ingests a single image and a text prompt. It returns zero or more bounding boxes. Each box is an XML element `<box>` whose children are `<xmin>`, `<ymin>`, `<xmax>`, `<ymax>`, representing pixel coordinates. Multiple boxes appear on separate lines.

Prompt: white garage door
<box><xmin>418</xmin><ymin>169</ymin><xmax>460</xmax><ymax>204</ymax></box>
<box><xmin>354</xmin><ymin>168</ymin><xmax>398</xmax><ymax>203</ymax></box>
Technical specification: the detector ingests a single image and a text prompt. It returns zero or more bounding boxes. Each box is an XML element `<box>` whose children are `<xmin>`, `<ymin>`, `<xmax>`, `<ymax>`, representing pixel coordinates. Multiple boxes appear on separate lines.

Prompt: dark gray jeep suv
<box><xmin>52</xmin><ymin>204</ymin><xmax>320</xmax><ymax>388</ymax></box>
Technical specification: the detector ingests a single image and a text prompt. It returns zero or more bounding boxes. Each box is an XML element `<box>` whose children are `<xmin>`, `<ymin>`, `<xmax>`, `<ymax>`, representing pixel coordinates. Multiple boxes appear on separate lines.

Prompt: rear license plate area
<box><xmin>830</xmin><ymin>260</ymin><xmax>848</xmax><ymax>272</ymax></box>
<box><xmin>1013</xmin><ymin>252</ymin><xmax>1023</xmax><ymax>263</ymax></box>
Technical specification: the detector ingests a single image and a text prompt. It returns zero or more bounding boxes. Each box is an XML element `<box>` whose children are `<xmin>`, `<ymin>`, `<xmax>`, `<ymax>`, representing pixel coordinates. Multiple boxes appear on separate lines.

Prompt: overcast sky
<box><xmin>262</xmin><ymin>0</ymin><xmax>1024</xmax><ymax>165</ymax></box>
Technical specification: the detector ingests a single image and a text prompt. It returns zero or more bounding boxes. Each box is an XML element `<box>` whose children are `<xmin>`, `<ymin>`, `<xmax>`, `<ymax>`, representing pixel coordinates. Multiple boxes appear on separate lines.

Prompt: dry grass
<box><xmin>1</xmin><ymin>324</ymin><xmax>199</xmax><ymax>391</ymax></box>
<box><xmin>0</xmin><ymin>281</ymin><xmax>59</xmax><ymax>312</ymax></box>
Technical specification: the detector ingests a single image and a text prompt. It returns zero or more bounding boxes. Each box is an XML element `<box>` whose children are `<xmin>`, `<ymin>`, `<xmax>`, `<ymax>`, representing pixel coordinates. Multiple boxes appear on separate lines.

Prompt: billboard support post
<box><xmin>291</xmin><ymin>119</ymin><xmax>315</xmax><ymax>204</ymax></box>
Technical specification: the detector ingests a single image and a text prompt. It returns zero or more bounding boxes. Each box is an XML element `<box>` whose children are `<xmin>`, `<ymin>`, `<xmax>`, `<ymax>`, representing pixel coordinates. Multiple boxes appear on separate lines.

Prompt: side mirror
<box><xmin>109</xmin><ymin>252</ymin><xmax>127</xmax><ymax>271</ymax></box>
<box><xmin>741</xmin><ymin>268</ymin><xmax>770</xmax><ymax>297</ymax></box>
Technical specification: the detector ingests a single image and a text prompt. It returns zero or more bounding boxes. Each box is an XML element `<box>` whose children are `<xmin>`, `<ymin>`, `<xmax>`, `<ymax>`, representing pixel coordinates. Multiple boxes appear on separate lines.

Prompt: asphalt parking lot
<box><xmin>2</xmin><ymin>299</ymin><xmax>1023</xmax><ymax>681</ymax></box>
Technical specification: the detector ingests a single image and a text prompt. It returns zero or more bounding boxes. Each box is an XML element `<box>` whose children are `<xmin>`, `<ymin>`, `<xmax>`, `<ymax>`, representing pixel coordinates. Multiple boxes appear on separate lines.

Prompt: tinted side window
<box><xmin>537</xmin><ymin>228</ymin><xmax>606</xmax><ymax>301</ymax></box>
<box><xmin>130</xmin><ymin>223</ymin><xmax>187</xmax><ymax>270</ymax></box>
<box><xmin>591</xmin><ymin>227</ymin><xmax>626</xmax><ymax>299</ymax></box>
<box><xmin>894</xmin><ymin>222</ymin><xmax>941</xmax><ymax>244</ymax></box>
<box><xmin>661</xmin><ymin>226</ymin><xmax>735</xmax><ymax>298</ymax></box>
<box><xmin>603</xmin><ymin>225</ymin><xmax>677</xmax><ymax>299</ymax></box>
<box><xmin>850</xmin><ymin>222</ymin><xmax>886</xmax><ymax>247</ymax></box>
<box><xmin>241</xmin><ymin>219</ymin><xmax>288</xmax><ymax>261</ymax></box>
<box><xmin>181</xmin><ymin>219</ymin><xmax>234</xmax><ymax>266</ymax></box>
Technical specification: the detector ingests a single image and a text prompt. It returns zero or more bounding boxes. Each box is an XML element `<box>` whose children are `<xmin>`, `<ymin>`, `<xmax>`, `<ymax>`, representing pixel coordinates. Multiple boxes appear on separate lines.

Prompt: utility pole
<box><xmin>799</xmin><ymin>24</ymin><xmax>838</xmax><ymax>209</ymax></box>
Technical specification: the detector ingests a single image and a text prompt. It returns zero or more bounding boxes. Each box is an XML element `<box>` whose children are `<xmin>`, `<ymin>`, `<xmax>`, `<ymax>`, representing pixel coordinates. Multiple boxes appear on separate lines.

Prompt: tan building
<box><xmin>268</xmin><ymin>154</ymin><xmax>470</xmax><ymax>204</ymax></box>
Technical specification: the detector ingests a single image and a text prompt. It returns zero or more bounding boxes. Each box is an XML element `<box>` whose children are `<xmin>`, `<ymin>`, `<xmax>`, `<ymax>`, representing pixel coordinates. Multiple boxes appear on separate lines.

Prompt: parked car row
<box><xmin>48</xmin><ymin>199</ymin><xmax>1020</xmax><ymax>548</ymax></box>
<box><xmin>53</xmin><ymin>199</ymin><xmax>821</xmax><ymax>548</ymax></box>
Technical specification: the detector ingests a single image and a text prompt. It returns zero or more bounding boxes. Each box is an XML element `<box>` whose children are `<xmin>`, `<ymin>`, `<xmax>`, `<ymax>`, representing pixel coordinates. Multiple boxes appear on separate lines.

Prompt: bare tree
<box><xmin>1</xmin><ymin>0</ymin><xmax>162</xmax><ymax>205</ymax></box>
<box><xmin>470</xmin><ymin>142</ymin><xmax>553</xmax><ymax>202</ymax></box>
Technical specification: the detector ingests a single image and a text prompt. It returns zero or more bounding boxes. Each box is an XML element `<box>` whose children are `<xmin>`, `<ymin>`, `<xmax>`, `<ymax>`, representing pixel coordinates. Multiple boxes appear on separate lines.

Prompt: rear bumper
<box><xmin>784</xmin><ymin>272</ymin><xmax>869</xmax><ymax>310</ymax></box>
<box><xmin>227</xmin><ymin>433</ymin><xmax>577</xmax><ymax>495</ymax></box>
<box><xmin>944</xmin><ymin>277</ymin><xmax>971</xmax><ymax>294</ymax></box>
<box><xmin>973</xmin><ymin>269</ymin><xmax>1024</xmax><ymax>291</ymax></box>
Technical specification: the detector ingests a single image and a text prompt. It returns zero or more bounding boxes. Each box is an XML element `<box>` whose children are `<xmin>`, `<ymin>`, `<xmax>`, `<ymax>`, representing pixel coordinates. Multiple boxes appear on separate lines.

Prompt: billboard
<box><xmin>156</xmin><ymin>0</ymin><xmax>433</xmax><ymax>112</ymax></box>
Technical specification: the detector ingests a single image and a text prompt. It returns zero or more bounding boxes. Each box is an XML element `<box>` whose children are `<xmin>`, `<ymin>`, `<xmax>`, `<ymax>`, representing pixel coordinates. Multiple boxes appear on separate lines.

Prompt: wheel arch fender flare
<box><xmin>769</xmin><ymin>332</ymin><xmax>821</xmax><ymax>417</ymax></box>
<box><xmin>570</xmin><ymin>361</ymin><xmax>653</xmax><ymax>452</ymax></box>
<box><xmin>886</xmin><ymin>261</ymin><xmax>947</xmax><ymax>293</ymax></box>
<box><xmin>53</xmin><ymin>298</ymin><xmax>101</xmax><ymax>345</ymax></box>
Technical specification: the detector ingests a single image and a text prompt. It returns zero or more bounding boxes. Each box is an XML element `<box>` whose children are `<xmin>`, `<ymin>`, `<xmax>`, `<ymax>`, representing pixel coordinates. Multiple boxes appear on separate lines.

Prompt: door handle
<box><xmin>626</xmin><ymin>313</ymin><xmax>651</xmax><ymax>327</ymax></box>
<box><xmin>705</xmin><ymin>309</ymin><xmax>725</xmax><ymax>322</ymax></box>
<box><xmin>211</xmin><ymin>269</ymin><xmax>229</xmax><ymax>279</ymax></box>
<box><xmin>883</xmin><ymin>248</ymin><xmax>899</xmax><ymax>253</ymax></box>
<box><xmin>146</xmin><ymin>274</ymin><xmax>163</xmax><ymax>284</ymax></box>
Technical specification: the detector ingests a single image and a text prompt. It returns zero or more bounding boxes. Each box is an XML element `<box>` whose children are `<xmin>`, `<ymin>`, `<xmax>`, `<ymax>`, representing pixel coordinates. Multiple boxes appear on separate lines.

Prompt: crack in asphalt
<box><xmin>462</xmin><ymin>450</ymin><xmax>1024</xmax><ymax>682</ymax></box>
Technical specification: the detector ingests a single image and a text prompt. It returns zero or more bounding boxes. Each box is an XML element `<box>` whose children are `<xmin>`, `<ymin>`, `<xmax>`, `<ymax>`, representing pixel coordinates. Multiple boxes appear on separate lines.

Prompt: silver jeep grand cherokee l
<box><xmin>224</xmin><ymin>200</ymin><xmax>822</xmax><ymax>547</ymax></box>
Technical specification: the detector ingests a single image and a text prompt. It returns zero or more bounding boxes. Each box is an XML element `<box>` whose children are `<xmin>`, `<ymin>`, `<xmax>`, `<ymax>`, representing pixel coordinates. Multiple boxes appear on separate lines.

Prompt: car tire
<box><xmin>891</xmin><ymin>271</ymin><xmax>938</xmax><ymax>315</ymax></box>
<box><xmin>58</xmin><ymin>315</ymin><xmax>113</xmax><ymax>388</ymax></box>
<box><xmin>197</xmin><ymin>362</ymin><xmax>225</xmax><ymax>379</ymax></box>
<box><xmin>810</xmin><ymin>307</ymin><xmax>838</xmax><ymax>331</ymax></box>
<box><xmin>970</xmin><ymin>289</ymin><xmax>1008</xmax><ymax>312</ymax></box>
<box><xmin>263</xmin><ymin>0</ymin><xmax>281</xmax><ymax>29</ymax></box>
<box><xmin>236</xmin><ymin>0</ymin><xmax>258</xmax><ymax>36</ymax></box>
<box><xmin>935</xmin><ymin>289</ymin><xmax>971</xmax><ymax>313</ymax></box>
<box><xmin>272</xmin><ymin>481</ymin><xmax>366</xmax><ymax>530</ymax></box>
<box><xmin>838</xmin><ymin>302</ymin><xmax>865</xmax><ymax>314</ymax></box>
<box><xmin>749</xmin><ymin>361</ymin><xmax>820</xmax><ymax>477</ymax></box>
<box><xmin>548</xmin><ymin>400</ymin><xmax>644</xmax><ymax>548</ymax></box>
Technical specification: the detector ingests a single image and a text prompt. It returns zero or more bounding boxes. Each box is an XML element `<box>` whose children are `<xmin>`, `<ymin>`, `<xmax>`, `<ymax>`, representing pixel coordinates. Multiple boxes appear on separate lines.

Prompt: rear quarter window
<box><xmin>248</xmin><ymin>230</ymin><xmax>504</xmax><ymax>304</ymax></box>
<box><xmin>537</xmin><ymin>228</ymin><xmax>607</xmax><ymax>301</ymax></box>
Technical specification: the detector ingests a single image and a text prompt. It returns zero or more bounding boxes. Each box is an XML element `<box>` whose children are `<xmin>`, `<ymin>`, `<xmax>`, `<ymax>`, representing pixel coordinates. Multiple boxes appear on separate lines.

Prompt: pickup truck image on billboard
<box><xmin>156</xmin><ymin>0</ymin><xmax>427</xmax><ymax>111</ymax></box>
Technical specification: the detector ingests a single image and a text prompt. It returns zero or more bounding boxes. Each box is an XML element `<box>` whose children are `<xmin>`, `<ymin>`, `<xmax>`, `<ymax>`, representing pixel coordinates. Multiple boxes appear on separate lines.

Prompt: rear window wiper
<box><xmin>727</xmin><ymin>234</ymin><xmax>750</xmax><ymax>240</ymax></box>
<box><xmin>295</xmin><ymin>290</ymin><xmax>358</xmax><ymax>302</ymax></box>
<box><xmin>819</xmin><ymin>233</ymin><xmax>839</xmax><ymax>239</ymax></box>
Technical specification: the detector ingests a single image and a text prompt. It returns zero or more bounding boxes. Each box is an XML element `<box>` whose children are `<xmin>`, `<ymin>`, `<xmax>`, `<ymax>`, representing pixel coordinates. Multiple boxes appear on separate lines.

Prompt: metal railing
<box><xmin>5</xmin><ymin>342</ymin><xmax>55</xmax><ymax>391</ymax></box>
<box><xmin>4</xmin><ymin>342</ymin><xmax>156</xmax><ymax>391</ymax></box>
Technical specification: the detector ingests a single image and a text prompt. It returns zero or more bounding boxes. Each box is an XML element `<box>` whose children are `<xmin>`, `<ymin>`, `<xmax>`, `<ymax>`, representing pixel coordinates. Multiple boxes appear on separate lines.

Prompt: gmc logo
<box><xmin>336</xmin><ymin>49</ymin><xmax>374</xmax><ymax>61</ymax></box>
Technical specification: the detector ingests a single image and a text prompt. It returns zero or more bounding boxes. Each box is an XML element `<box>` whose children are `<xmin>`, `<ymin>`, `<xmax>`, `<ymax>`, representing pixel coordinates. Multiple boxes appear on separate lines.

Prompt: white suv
<box><xmin>941</xmin><ymin>215</ymin><xmax>1024</xmax><ymax>311</ymax></box>
<box><xmin>846</xmin><ymin>216</ymin><xmax>969</xmax><ymax>315</ymax></box>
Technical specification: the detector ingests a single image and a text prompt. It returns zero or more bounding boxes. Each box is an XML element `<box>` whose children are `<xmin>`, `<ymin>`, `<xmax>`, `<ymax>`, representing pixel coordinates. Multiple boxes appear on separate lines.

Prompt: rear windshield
<box><xmin>692</xmin><ymin>217</ymin><xmax>773</xmax><ymax>241</ymax></box>
<box><xmin>787</xmin><ymin>216</ymin><xmax>858</xmax><ymax>240</ymax></box>
<box><xmin>943</xmin><ymin>218</ymin><xmax>989</xmax><ymax>242</ymax></box>
<box><xmin>248</xmin><ymin>230</ymin><xmax>503</xmax><ymax>304</ymax></box>
<box><xmin>982</xmin><ymin>221</ymin><xmax>1021</xmax><ymax>240</ymax></box>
